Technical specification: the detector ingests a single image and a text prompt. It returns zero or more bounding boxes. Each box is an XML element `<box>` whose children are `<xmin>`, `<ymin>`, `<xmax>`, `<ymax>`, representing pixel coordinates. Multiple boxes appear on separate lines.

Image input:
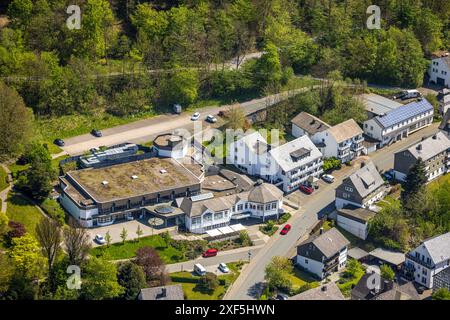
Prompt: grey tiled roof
<box><xmin>298</xmin><ymin>228</ymin><xmax>350</xmax><ymax>259</ymax></box>
<box><xmin>405</xmin><ymin>131</ymin><xmax>450</xmax><ymax>161</ymax></box>
<box><xmin>290</xmin><ymin>282</ymin><xmax>344</xmax><ymax>300</ymax></box>
<box><xmin>348</xmin><ymin>161</ymin><xmax>384</xmax><ymax>198</ymax></box>
<box><xmin>291</xmin><ymin>112</ymin><xmax>330</xmax><ymax>135</ymax></box>
<box><xmin>422</xmin><ymin>232</ymin><xmax>450</xmax><ymax>265</ymax></box>
<box><xmin>139</xmin><ymin>284</ymin><xmax>184</xmax><ymax>300</ymax></box>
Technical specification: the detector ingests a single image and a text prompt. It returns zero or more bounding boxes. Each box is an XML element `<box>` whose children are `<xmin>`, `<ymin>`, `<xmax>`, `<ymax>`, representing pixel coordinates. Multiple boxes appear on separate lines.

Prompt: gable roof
<box><xmin>297</xmin><ymin>228</ymin><xmax>350</xmax><ymax>260</ymax></box>
<box><xmin>375</xmin><ymin>281</ymin><xmax>421</xmax><ymax>300</ymax></box>
<box><xmin>327</xmin><ymin>119</ymin><xmax>363</xmax><ymax>143</ymax></box>
<box><xmin>139</xmin><ymin>284</ymin><xmax>184</xmax><ymax>300</ymax></box>
<box><xmin>404</xmin><ymin>131</ymin><xmax>450</xmax><ymax>161</ymax></box>
<box><xmin>421</xmin><ymin>232</ymin><xmax>450</xmax><ymax>265</ymax></box>
<box><xmin>347</xmin><ymin>161</ymin><xmax>384</xmax><ymax>198</ymax></box>
<box><xmin>290</xmin><ymin>282</ymin><xmax>345</xmax><ymax>300</ymax></box>
<box><xmin>359</xmin><ymin>93</ymin><xmax>403</xmax><ymax>116</ymax></box>
<box><xmin>374</xmin><ymin>99</ymin><xmax>434</xmax><ymax>129</ymax></box>
<box><xmin>291</xmin><ymin>112</ymin><xmax>331</xmax><ymax>135</ymax></box>
<box><xmin>269</xmin><ymin>135</ymin><xmax>322</xmax><ymax>172</ymax></box>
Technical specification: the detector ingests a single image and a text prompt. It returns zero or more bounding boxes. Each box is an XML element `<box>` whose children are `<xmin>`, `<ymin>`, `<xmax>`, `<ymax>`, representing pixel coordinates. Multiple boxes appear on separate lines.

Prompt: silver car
<box><xmin>322</xmin><ymin>174</ymin><xmax>335</xmax><ymax>183</ymax></box>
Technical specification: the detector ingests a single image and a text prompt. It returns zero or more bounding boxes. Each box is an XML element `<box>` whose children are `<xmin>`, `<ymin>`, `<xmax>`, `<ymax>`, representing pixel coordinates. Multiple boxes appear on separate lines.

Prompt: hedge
<box><xmin>170</xmin><ymin>276</ymin><xmax>200</xmax><ymax>284</ymax></box>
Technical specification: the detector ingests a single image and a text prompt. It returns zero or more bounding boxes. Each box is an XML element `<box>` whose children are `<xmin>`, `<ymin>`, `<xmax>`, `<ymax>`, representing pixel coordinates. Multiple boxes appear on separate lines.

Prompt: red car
<box><xmin>280</xmin><ymin>224</ymin><xmax>291</xmax><ymax>235</ymax></box>
<box><xmin>299</xmin><ymin>185</ymin><xmax>314</xmax><ymax>194</ymax></box>
<box><xmin>202</xmin><ymin>248</ymin><xmax>218</xmax><ymax>258</ymax></box>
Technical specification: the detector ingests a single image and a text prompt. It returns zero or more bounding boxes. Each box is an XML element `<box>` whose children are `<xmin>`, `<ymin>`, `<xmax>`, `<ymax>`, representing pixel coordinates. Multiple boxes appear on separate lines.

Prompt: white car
<box><xmin>218</xmin><ymin>263</ymin><xmax>230</xmax><ymax>273</ymax></box>
<box><xmin>206</xmin><ymin>115</ymin><xmax>217</xmax><ymax>123</ymax></box>
<box><xmin>322</xmin><ymin>174</ymin><xmax>335</xmax><ymax>183</ymax></box>
<box><xmin>94</xmin><ymin>234</ymin><xmax>106</xmax><ymax>244</ymax></box>
<box><xmin>191</xmin><ymin>112</ymin><xmax>200</xmax><ymax>121</ymax></box>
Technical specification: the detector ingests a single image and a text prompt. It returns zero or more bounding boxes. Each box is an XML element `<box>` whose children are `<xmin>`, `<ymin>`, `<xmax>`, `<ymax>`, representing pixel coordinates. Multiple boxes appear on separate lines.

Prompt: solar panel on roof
<box><xmin>377</xmin><ymin>99</ymin><xmax>433</xmax><ymax>128</ymax></box>
<box><xmin>190</xmin><ymin>193</ymin><xmax>214</xmax><ymax>202</ymax></box>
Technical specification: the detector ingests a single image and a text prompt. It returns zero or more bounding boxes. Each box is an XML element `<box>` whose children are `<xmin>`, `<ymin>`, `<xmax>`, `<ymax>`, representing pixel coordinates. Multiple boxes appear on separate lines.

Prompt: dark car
<box><xmin>202</xmin><ymin>248</ymin><xmax>218</xmax><ymax>258</ymax></box>
<box><xmin>91</xmin><ymin>129</ymin><xmax>102</xmax><ymax>137</ymax></box>
<box><xmin>280</xmin><ymin>224</ymin><xmax>291</xmax><ymax>235</ymax></box>
<box><xmin>54</xmin><ymin>139</ymin><xmax>65</xmax><ymax>147</ymax></box>
<box><xmin>299</xmin><ymin>185</ymin><xmax>314</xmax><ymax>194</ymax></box>
<box><xmin>383</xmin><ymin>169</ymin><xmax>395</xmax><ymax>181</ymax></box>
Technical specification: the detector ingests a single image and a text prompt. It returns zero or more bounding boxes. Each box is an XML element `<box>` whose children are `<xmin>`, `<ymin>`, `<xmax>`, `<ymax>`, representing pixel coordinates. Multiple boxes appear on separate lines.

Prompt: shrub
<box><xmin>323</xmin><ymin>157</ymin><xmax>341</xmax><ymax>172</ymax></box>
<box><xmin>40</xmin><ymin>198</ymin><xmax>65</xmax><ymax>225</ymax></box>
<box><xmin>4</xmin><ymin>220</ymin><xmax>27</xmax><ymax>246</ymax></box>
<box><xmin>198</xmin><ymin>272</ymin><xmax>219</xmax><ymax>292</ymax></box>
<box><xmin>277</xmin><ymin>212</ymin><xmax>292</xmax><ymax>225</ymax></box>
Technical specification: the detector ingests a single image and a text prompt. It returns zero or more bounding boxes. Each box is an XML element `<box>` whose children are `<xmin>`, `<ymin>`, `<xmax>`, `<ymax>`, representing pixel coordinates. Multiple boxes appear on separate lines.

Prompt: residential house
<box><xmin>227</xmin><ymin>132</ymin><xmax>323</xmax><ymax>193</ymax></box>
<box><xmin>266</xmin><ymin>135</ymin><xmax>323</xmax><ymax>193</ymax></box>
<box><xmin>359</xmin><ymin>93</ymin><xmax>403</xmax><ymax>119</ymax></box>
<box><xmin>433</xmin><ymin>267</ymin><xmax>450</xmax><ymax>292</ymax></box>
<box><xmin>336</xmin><ymin>205</ymin><xmax>377</xmax><ymax>240</ymax></box>
<box><xmin>335</xmin><ymin>161</ymin><xmax>386</xmax><ymax>210</ymax></box>
<box><xmin>363</xmin><ymin>99</ymin><xmax>434</xmax><ymax>148</ymax></box>
<box><xmin>438</xmin><ymin>88</ymin><xmax>450</xmax><ymax>115</ymax></box>
<box><xmin>179</xmin><ymin>181</ymin><xmax>284</xmax><ymax>234</ymax></box>
<box><xmin>440</xmin><ymin>110</ymin><xmax>450</xmax><ymax>136</ymax></box>
<box><xmin>291</xmin><ymin>111</ymin><xmax>330</xmax><ymax>138</ymax></box>
<box><xmin>352</xmin><ymin>272</ymin><xmax>420</xmax><ymax>300</ymax></box>
<box><xmin>393</xmin><ymin>131</ymin><xmax>450</xmax><ymax>182</ymax></box>
<box><xmin>226</xmin><ymin>131</ymin><xmax>272</xmax><ymax>176</ymax></box>
<box><xmin>312</xmin><ymin>119</ymin><xmax>364</xmax><ymax>163</ymax></box>
<box><xmin>295</xmin><ymin>228</ymin><xmax>350</xmax><ymax>279</ymax></box>
<box><xmin>428</xmin><ymin>51</ymin><xmax>450</xmax><ymax>88</ymax></box>
<box><xmin>289</xmin><ymin>282</ymin><xmax>345</xmax><ymax>300</ymax></box>
<box><xmin>138</xmin><ymin>284</ymin><xmax>184</xmax><ymax>300</ymax></box>
<box><xmin>404</xmin><ymin>232</ymin><xmax>450</xmax><ymax>289</ymax></box>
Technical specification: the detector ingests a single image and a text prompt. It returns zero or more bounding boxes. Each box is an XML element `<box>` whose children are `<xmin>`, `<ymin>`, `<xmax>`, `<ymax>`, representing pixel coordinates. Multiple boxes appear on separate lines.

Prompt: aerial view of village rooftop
<box><xmin>0</xmin><ymin>0</ymin><xmax>449</xmax><ymax>309</ymax></box>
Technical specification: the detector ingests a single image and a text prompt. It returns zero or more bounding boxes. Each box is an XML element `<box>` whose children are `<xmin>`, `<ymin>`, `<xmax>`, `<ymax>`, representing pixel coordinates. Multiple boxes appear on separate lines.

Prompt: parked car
<box><xmin>54</xmin><ymin>138</ymin><xmax>65</xmax><ymax>147</ymax></box>
<box><xmin>91</xmin><ymin>129</ymin><xmax>102</xmax><ymax>137</ymax></box>
<box><xmin>276</xmin><ymin>293</ymin><xmax>289</xmax><ymax>300</ymax></box>
<box><xmin>398</xmin><ymin>89</ymin><xmax>421</xmax><ymax>100</ymax></box>
<box><xmin>191</xmin><ymin>112</ymin><xmax>201</xmax><ymax>121</ymax></box>
<box><xmin>194</xmin><ymin>263</ymin><xmax>206</xmax><ymax>276</ymax></box>
<box><xmin>280</xmin><ymin>224</ymin><xmax>291</xmax><ymax>235</ymax></box>
<box><xmin>218</xmin><ymin>263</ymin><xmax>230</xmax><ymax>273</ymax></box>
<box><xmin>94</xmin><ymin>234</ymin><xmax>106</xmax><ymax>244</ymax></box>
<box><xmin>322</xmin><ymin>174</ymin><xmax>335</xmax><ymax>183</ymax></box>
<box><xmin>206</xmin><ymin>115</ymin><xmax>217</xmax><ymax>123</ymax></box>
<box><xmin>202</xmin><ymin>248</ymin><xmax>218</xmax><ymax>258</ymax></box>
<box><xmin>299</xmin><ymin>184</ymin><xmax>314</xmax><ymax>194</ymax></box>
<box><xmin>383</xmin><ymin>169</ymin><xmax>395</xmax><ymax>181</ymax></box>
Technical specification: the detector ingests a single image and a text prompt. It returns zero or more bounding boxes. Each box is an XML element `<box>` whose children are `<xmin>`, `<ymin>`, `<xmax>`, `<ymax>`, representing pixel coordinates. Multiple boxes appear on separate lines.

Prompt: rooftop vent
<box><xmin>160</xmin><ymin>169</ymin><xmax>167</xmax><ymax>174</ymax></box>
<box><xmin>321</xmin><ymin>286</ymin><xmax>328</xmax><ymax>292</ymax></box>
<box><xmin>432</xmin><ymin>134</ymin><xmax>437</xmax><ymax>140</ymax></box>
<box><xmin>416</xmin><ymin>144</ymin><xmax>422</xmax><ymax>151</ymax></box>
<box><xmin>102</xmin><ymin>180</ymin><xmax>109</xmax><ymax>185</ymax></box>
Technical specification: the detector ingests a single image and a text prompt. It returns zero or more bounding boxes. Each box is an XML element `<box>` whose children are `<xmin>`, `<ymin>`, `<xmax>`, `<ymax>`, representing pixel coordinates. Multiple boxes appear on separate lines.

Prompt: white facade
<box><xmin>337</xmin><ymin>215</ymin><xmax>369</xmax><ymax>240</ymax></box>
<box><xmin>227</xmin><ymin>133</ymin><xmax>324</xmax><ymax>193</ymax></box>
<box><xmin>295</xmin><ymin>247</ymin><xmax>348</xmax><ymax>279</ymax></box>
<box><xmin>312</xmin><ymin>131</ymin><xmax>364</xmax><ymax>163</ymax></box>
<box><xmin>59</xmin><ymin>191</ymin><xmax>98</xmax><ymax>228</ymax></box>
<box><xmin>335</xmin><ymin>189</ymin><xmax>384</xmax><ymax>210</ymax></box>
<box><xmin>292</xmin><ymin>124</ymin><xmax>308</xmax><ymax>138</ymax></box>
<box><xmin>405</xmin><ymin>247</ymin><xmax>450</xmax><ymax>289</ymax></box>
<box><xmin>155</xmin><ymin>144</ymin><xmax>188</xmax><ymax>159</ymax></box>
<box><xmin>363</xmin><ymin>109</ymin><xmax>434</xmax><ymax>148</ymax></box>
<box><xmin>186</xmin><ymin>198</ymin><xmax>283</xmax><ymax>234</ymax></box>
<box><xmin>429</xmin><ymin>56</ymin><xmax>450</xmax><ymax>88</ymax></box>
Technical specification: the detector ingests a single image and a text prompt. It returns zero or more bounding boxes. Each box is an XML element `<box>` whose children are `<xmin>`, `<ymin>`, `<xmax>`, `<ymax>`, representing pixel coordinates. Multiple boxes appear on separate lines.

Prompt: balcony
<box><xmin>351</xmin><ymin>143</ymin><xmax>364</xmax><ymax>152</ymax></box>
<box><xmin>406</xmin><ymin>253</ymin><xmax>434</xmax><ymax>269</ymax></box>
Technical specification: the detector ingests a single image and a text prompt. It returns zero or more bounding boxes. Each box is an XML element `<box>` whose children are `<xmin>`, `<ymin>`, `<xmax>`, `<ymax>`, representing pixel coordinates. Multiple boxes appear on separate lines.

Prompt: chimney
<box><xmin>319</xmin><ymin>227</ymin><xmax>324</xmax><ymax>235</ymax></box>
<box><xmin>432</xmin><ymin>134</ymin><xmax>437</xmax><ymax>140</ymax></box>
<box><xmin>321</xmin><ymin>285</ymin><xmax>328</xmax><ymax>292</ymax></box>
<box><xmin>416</xmin><ymin>144</ymin><xmax>422</xmax><ymax>151</ymax></box>
<box><xmin>360</xmin><ymin>162</ymin><xmax>366</xmax><ymax>168</ymax></box>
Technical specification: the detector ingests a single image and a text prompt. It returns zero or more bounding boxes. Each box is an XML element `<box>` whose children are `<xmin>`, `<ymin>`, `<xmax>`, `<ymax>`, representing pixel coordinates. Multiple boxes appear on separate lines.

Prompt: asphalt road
<box><xmin>60</xmin><ymin>87</ymin><xmax>315</xmax><ymax>156</ymax></box>
<box><xmin>224</xmin><ymin>123</ymin><xmax>440</xmax><ymax>300</ymax></box>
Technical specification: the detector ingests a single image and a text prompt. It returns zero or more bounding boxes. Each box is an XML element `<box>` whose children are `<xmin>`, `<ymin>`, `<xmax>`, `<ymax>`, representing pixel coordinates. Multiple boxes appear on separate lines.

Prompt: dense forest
<box><xmin>0</xmin><ymin>0</ymin><xmax>449</xmax><ymax>159</ymax></box>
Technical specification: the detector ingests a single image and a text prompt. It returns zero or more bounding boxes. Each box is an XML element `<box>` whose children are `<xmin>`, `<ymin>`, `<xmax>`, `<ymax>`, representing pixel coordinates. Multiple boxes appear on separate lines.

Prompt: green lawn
<box><xmin>8</xmin><ymin>163</ymin><xmax>29</xmax><ymax>180</ymax></box>
<box><xmin>288</xmin><ymin>268</ymin><xmax>319</xmax><ymax>290</ymax></box>
<box><xmin>170</xmin><ymin>261</ymin><xmax>245</xmax><ymax>300</ymax></box>
<box><xmin>428</xmin><ymin>173</ymin><xmax>450</xmax><ymax>191</ymax></box>
<box><xmin>377</xmin><ymin>195</ymin><xmax>401</xmax><ymax>210</ymax></box>
<box><xmin>90</xmin><ymin>234</ymin><xmax>187</xmax><ymax>263</ymax></box>
<box><xmin>0</xmin><ymin>166</ymin><xmax>8</xmax><ymax>192</ymax></box>
<box><xmin>6</xmin><ymin>192</ymin><xmax>43</xmax><ymax>237</ymax></box>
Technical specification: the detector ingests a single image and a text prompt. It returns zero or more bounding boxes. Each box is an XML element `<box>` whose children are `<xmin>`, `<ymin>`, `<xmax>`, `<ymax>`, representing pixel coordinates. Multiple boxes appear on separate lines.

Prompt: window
<box><xmin>344</xmin><ymin>186</ymin><xmax>353</xmax><ymax>192</ymax></box>
<box><xmin>271</xmin><ymin>202</ymin><xmax>277</xmax><ymax>209</ymax></box>
<box><xmin>265</xmin><ymin>204</ymin><xmax>271</xmax><ymax>210</ymax></box>
<box><xmin>305</xmin><ymin>259</ymin><xmax>308</xmax><ymax>264</ymax></box>
<box><xmin>238</xmin><ymin>204</ymin><xmax>243</xmax><ymax>211</ymax></box>
<box><xmin>421</xmin><ymin>277</ymin><xmax>426</xmax><ymax>284</ymax></box>
<box><xmin>214</xmin><ymin>212</ymin><xmax>223</xmax><ymax>220</ymax></box>
<box><xmin>203</xmin><ymin>212</ymin><xmax>213</xmax><ymax>222</ymax></box>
